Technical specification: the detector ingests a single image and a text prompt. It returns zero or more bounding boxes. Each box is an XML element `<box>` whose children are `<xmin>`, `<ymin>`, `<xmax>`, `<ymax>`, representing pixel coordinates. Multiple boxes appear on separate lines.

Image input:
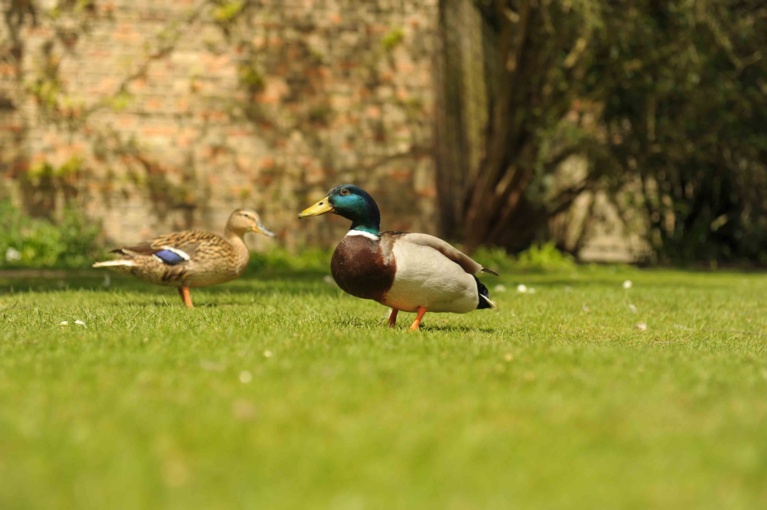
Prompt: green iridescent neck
<box><xmin>343</xmin><ymin>192</ymin><xmax>381</xmax><ymax>235</ymax></box>
<box><xmin>350</xmin><ymin>223</ymin><xmax>380</xmax><ymax>235</ymax></box>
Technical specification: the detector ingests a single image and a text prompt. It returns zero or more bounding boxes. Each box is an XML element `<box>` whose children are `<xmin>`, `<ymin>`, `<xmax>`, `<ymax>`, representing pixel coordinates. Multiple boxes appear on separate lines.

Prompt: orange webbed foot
<box><xmin>408</xmin><ymin>306</ymin><xmax>428</xmax><ymax>331</ymax></box>
<box><xmin>178</xmin><ymin>286</ymin><xmax>194</xmax><ymax>308</ymax></box>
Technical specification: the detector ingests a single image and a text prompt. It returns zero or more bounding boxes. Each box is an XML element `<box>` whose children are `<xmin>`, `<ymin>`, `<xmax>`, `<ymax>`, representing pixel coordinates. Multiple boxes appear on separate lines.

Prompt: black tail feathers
<box><xmin>474</xmin><ymin>277</ymin><xmax>496</xmax><ymax>309</ymax></box>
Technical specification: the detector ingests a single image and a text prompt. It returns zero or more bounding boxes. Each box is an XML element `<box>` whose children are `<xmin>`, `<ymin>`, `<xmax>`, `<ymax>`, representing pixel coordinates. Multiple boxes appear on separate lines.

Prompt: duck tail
<box><xmin>474</xmin><ymin>277</ymin><xmax>496</xmax><ymax>309</ymax></box>
<box><xmin>92</xmin><ymin>259</ymin><xmax>134</xmax><ymax>270</ymax></box>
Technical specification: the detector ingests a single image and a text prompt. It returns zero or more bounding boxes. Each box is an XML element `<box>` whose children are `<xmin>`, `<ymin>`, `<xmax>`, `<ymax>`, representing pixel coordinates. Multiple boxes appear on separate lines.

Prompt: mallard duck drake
<box><xmin>298</xmin><ymin>184</ymin><xmax>496</xmax><ymax>330</ymax></box>
<box><xmin>93</xmin><ymin>209</ymin><xmax>275</xmax><ymax>307</ymax></box>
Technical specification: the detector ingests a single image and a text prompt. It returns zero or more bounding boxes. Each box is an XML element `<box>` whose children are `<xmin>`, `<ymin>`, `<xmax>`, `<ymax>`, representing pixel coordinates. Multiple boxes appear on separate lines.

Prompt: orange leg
<box><xmin>178</xmin><ymin>286</ymin><xmax>193</xmax><ymax>308</ymax></box>
<box><xmin>387</xmin><ymin>308</ymin><xmax>399</xmax><ymax>328</ymax></box>
<box><xmin>409</xmin><ymin>306</ymin><xmax>428</xmax><ymax>331</ymax></box>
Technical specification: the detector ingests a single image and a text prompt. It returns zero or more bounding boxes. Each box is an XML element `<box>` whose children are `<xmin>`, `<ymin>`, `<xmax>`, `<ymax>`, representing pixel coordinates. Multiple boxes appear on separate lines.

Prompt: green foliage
<box><xmin>1</xmin><ymin>268</ymin><xmax>766</xmax><ymax>508</ymax></box>
<box><xmin>26</xmin><ymin>77</ymin><xmax>62</xmax><ymax>111</ymax></box>
<box><xmin>471</xmin><ymin>245</ymin><xmax>516</xmax><ymax>273</ymax></box>
<box><xmin>211</xmin><ymin>0</ymin><xmax>246</xmax><ymax>23</ymax></box>
<box><xmin>247</xmin><ymin>246</ymin><xmax>330</xmax><ymax>275</ymax></box>
<box><xmin>26</xmin><ymin>156</ymin><xmax>83</xmax><ymax>184</ymax></box>
<box><xmin>48</xmin><ymin>0</ymin><xmax>96</xmax><ymax>17</ymax></box>
<box><xmin>592</xmin><ymin>0</ymin><xmax>767</xmax><ymax>266</ymax></box>
<box><xmin>515</xmin><ymin>242</ymin><xmax>576</xmax><ymax>271</ymax></box>
<box><xmin>381</xmin><ymin>27</ymin><xmax>405</xmax><ymax>51</ymax></box>
<box><xmin>446</xmin><ymin>0</ymin><xmax>609</xmax><ymax>253</ymax></box>
<box><xmin>237</xmin><ymin>62</ymin><xmax>265</xmax><ymax>94</ymax></box>
<box><xmin>0</xmin><ymin>200</ymin><xmax>101</xmax><ymax>269</ymax></box>
<box><xmin>442</xmin><ymin>0</ymin><xmax>767</xmax><ymax>265</ymax></box>
<box><xmin>105</xmin><ymin>89</ymin><xmax>133</xmax><ymax>112</ymax></box>
<box><xmin>473</xmin><ymin>243</ymin><xmax>576</xmax><ymax>273</ymax></box>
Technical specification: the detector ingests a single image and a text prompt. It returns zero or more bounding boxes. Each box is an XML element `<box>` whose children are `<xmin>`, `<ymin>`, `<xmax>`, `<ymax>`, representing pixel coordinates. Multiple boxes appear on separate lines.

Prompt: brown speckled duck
<box><xmin>93</xmin><ymin>209</ymin><xmax>275</xmax><ymax>307</ymax></box>
<box><xmin>298</xmin><ymin>184</ymin><xmax>496</xmax><ymax>330</ymax></box>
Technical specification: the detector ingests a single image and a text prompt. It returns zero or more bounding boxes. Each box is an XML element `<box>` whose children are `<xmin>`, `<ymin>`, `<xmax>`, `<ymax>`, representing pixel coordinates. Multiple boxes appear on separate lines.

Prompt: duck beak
<box><xmin>252</xmin><ymin>221</ymin><xmax>276</xmax><ymax>237</ymax></box>
<box><xmin>298</xmin><ymin>196</ymin><xmax>334</xmax><ymax>219</ymax></box>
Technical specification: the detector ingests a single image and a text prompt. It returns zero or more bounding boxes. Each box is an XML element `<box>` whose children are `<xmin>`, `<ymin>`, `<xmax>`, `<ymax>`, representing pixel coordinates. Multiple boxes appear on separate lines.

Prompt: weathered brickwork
<box><xmin>1</xmin><ymin>0</ymin><xmax>439</xmax><ymax>250</ymax></box>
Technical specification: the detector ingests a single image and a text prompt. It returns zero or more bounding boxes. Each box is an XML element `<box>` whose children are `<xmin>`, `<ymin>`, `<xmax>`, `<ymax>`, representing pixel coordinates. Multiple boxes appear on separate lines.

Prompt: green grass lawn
<box><xmin>1</xmin><ymin>263</ymin><xmax>766</xmax><ymax>509</ymax></box>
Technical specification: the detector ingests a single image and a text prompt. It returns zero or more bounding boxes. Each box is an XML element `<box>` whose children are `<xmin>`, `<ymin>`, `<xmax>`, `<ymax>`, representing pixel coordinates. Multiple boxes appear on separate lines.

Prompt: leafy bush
<box><xmin>471</xmin><ymin>246</ymin><xmax>516</xmax><ymax>273</ymax></box>
<box><xmin>514</xmin><ymin>242</ymin><xmax>576</xmax><ymax>271</ymax></box>
<box><xmin>0</xmin><ymin>200</ymin><xmax>102</xmax><ymax>269</ymax></box>
<box><xmin>473</xmin><ymin>243</ymin><xmax>576</xmax><ymax>273</ymax></box>
<box><xmin>247</xmin><ymin>246</ymin><xmax>330</xmax><ymax>275</ymax></box>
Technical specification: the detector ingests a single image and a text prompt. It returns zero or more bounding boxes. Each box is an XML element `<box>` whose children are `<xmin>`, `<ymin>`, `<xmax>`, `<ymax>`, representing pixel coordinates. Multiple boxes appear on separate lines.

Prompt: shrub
<box><xmin>515</xmin><ymin>242</ymin><xmax>576</xmax><ymax>271</ymax></box>
<box><xmin>473</xmin><ymin>243</ymin><xmax>576</xmax><ymax>273</ymax></box>
<box><xmin>247</xmin><ymin>246</ymin><xmax>330</xmax><ymax>275</ymax></box>
<box><xmin>0</xmin><ymin>200</ymin><xmax>101</xmax><ymax>269</ymax></box>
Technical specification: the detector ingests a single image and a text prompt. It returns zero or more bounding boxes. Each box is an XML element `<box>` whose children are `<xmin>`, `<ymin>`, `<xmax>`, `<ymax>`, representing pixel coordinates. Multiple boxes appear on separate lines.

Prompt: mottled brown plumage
<box><xmin>93</xmin><ymin>209</ymin><xmax>274</xmax><ymax>307</ymax></box>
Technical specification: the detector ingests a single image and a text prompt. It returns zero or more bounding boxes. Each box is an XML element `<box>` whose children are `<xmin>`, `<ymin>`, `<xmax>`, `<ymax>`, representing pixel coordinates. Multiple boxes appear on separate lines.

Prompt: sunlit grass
<box><xmin>1</xmin><ymin>264</ymin><xmax>766</xmax><ymax>509</ymax></box>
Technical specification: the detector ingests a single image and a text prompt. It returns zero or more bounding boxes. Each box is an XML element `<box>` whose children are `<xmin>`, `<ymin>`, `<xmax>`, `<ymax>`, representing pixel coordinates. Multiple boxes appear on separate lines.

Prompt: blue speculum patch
<box><xmin>153</xmin><ymin>249</ymin><xmax>188</xmax><ymax>265</ymax></box>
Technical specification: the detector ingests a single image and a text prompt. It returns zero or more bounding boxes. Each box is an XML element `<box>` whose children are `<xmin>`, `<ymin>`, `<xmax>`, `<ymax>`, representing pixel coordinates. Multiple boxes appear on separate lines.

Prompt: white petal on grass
<box><xmin>516</xmin><ymin>284</ymin><xmax>527</xmax><ymax>293</ymax></box>
<box><xmin>5</xmin><ymin>247</ymin><xmax>21</xmax><ymax>262</ymax></box>
<box><xmin>494</xmin><ymin>284</ymin><xmax>507</xmax><ymax>293</ymax></box>
<box><xmin>628</xmin><ymin>304</ymin><xmax>638</xmax><ymax>313</ymax></box>
<box><xmin>263</xmin><ymin>350</ymin><xmax>273</xmax><ymax>358</ymax></box>
<box><xmin>60</xmin><ymin>321</ymin><xmax>69</xmax><ymax>326</ymax></box>
<box><xmin>623</xmin><ymin>280</ymin><xmax>633</xmax><ymax>289</ymax></box>
<box><xmin>323</xmin><ymin>275</ymin><xmax>334</xmax><ymax>285</ymax></box>
<box><xmin>636</xmin><ymin>322</ymin><xmax>648</xmax><ymax>331</ymax></box>
<box><xmin>74</xmin><ymin>320</ymin><xmax>86</xmax><ymax>326</ymax></box>
<box><xmin>238</xmin><ymin>370</ymin><xmax>253</xmax><ymax>384</ymax></box>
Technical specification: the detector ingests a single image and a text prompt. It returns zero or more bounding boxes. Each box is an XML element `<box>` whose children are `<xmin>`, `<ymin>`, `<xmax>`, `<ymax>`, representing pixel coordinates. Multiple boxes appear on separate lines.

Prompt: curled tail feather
<box><xmin>474</xmin><ymin>277</ymin><xmax>496</xmax><ymax>309</ymax></box>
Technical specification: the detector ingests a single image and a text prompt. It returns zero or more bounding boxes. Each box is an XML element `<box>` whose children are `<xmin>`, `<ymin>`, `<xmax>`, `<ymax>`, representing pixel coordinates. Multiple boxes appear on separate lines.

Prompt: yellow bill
<box><xmin>298</xmin><ymin>196</ymin><xmax>334</xmax><ymax>218</ymax></box>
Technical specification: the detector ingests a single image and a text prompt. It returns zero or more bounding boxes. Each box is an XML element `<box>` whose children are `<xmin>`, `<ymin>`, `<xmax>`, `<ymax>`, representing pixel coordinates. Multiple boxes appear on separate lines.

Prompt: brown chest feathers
<box><xmin>330</xmin><ymin>234</ymin><xmax>396</xmax><ymax>301</ymax></box>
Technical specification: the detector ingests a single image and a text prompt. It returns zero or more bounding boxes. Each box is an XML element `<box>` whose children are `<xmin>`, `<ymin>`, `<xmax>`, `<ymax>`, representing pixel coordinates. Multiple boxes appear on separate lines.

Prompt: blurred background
<box><xmin>1</xmin><ymin>0</ymin><xmax>765</xmax><ymax>269</ymax></box>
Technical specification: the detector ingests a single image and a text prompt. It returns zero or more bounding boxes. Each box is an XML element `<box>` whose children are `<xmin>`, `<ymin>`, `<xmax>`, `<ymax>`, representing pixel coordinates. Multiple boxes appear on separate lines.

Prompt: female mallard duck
<box><xmin>298</xmin><ymin>184</ymin><xmax>496</xmax><ymax>330</ymax></box>
<box><xmin>93</xmin><ymin>209</ymin><xmax>275</xmax><ymax>308</ymax></box>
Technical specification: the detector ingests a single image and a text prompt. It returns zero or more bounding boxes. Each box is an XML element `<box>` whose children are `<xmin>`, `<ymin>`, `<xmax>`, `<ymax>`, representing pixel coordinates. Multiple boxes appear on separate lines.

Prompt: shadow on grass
<box><xmin>3</xmin><ymin>267</ymin><xmax>761</xmax><ymax>301</ymax></box>
<box><xmin>416</xmin><ymin>324</ymin><xmax>499</xmax><ymax>334</ymax></box>
<box><xmin>328</xmin><ymin>317</ymin><xmax>499</xmax><ymax>334</ymax></box>
<box><xmin>0</xmin><ymin>268</ymin><xmax>336</xmax><ymax>298</ymax></box>
<box><xmin>513</xmin><ymin>267</ymin><xmax>764</xmax><ymax>290</ymax></box>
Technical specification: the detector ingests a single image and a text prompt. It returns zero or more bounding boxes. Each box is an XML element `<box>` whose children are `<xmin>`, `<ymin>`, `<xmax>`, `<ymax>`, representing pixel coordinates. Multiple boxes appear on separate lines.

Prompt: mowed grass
<box><xmin>1</xmin><ymin>263</ymin><xmax>766</xmax><ymax>510</ymax></box>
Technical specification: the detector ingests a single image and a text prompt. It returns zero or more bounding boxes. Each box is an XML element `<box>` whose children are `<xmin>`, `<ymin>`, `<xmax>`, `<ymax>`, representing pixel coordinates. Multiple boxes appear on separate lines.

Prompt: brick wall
<box><xmin>0</xmin><ymin>0</ymin><xmax>439</xmax><ymax>250</ymax></box>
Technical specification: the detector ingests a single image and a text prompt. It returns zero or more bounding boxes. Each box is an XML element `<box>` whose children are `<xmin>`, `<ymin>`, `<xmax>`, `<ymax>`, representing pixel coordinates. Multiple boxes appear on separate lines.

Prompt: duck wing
<box><xmin>114</xmin><ymin>231</ymin><xmax>221</xmax><ymax>264</ymax></box>
<box><xmin>392</xmin><ymin>232</ymin><xmax>498</xmax><ymax>276</ymax></box>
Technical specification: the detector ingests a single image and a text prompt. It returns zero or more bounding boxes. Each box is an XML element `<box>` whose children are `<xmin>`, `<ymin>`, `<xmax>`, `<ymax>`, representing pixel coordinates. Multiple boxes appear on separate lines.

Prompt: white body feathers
<box><xmin>382</xmin><ymin>238</ymin><xmax>482</xmax><ymax>313</ymax></box>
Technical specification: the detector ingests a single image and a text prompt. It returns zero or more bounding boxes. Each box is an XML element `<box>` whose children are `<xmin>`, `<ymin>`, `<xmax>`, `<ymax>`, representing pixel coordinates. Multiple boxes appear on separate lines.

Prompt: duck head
<box><xmin>226</xmin><ymin>209</ymin><xmax>276</xmax><ymax>237</ymax></box>
<box><xmin>298</xmin><ymin>184</ymin><xmax>381</xmax><ymax>235</ymax></box>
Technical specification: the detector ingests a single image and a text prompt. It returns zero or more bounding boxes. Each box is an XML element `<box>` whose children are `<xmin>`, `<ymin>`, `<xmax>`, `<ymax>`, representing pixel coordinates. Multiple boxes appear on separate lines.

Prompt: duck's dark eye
<box><xmin>339</xmin><ymin>189</ymin><xmax>350</xmax><ymax>196</ymax></box>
